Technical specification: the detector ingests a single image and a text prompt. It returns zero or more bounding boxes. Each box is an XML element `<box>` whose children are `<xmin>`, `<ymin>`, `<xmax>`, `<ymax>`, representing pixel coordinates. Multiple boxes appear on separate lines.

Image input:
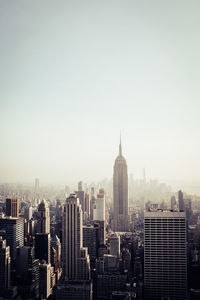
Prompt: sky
<box><xmin>0</xmin><ymin>0</ymin><xmax>200</xmax><ymax>185</ymax></box>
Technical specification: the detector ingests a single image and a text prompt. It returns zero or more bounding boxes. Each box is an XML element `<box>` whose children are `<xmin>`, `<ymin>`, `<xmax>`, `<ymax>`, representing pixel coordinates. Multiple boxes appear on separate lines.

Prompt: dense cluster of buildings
<box><xmin>0</xmin><ymin>140</ymin><xmax>199</xmax><ymax>299</ymax></box>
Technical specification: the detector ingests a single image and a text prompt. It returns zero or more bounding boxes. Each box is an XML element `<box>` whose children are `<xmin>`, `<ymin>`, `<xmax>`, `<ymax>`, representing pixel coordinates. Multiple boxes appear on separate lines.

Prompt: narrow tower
<box><xmin>112</xmin><ymin>137</ymin><xmax>129</xmax><ymax>232</ymax></box>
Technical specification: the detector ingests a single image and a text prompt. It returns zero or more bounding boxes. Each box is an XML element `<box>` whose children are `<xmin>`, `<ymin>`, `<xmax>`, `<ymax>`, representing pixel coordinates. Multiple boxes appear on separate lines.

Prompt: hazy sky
<box><xmin>1</xmin><ymin>0</ymin><xmax>200</xmax><ymax>184</ymax></box>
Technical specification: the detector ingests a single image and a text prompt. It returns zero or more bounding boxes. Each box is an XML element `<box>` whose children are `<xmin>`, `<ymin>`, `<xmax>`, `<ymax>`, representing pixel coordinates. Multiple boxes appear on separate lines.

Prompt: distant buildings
<box><xmin>144</xmin><ymin>210</ymin><xmax>187</xmax><ymax>300</ymax></box>
<box><xmin>75</xmin><ymin>183</ymin><xmax>90</xmax><ymax>223</ymax></box>
<box><xmin>112</xmin><ymin>138</ymin><xmax>129</xmax><ymax>232</ymax></box>
<box><xmin>178</xmin><ymin>190</ymin><xmax>185</xmax><ymax>211</ymax></box>
<box><xmin>171</xmin><ymin>195</ymin><xmax>176</xmax><ymax>210</ymax></box>
<box><xmin>35</xmin><ymin>178</ymin><xmax>40</xmax><ymax>193</ymax></box>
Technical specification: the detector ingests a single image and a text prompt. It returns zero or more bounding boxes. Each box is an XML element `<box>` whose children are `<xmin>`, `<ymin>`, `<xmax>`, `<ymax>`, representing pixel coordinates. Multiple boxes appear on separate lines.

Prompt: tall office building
<box><xmin>62</xmin><ymin>194</ymin><xmax>82</xmax><ymax>280</ymax></box>
<box><xmin>37</xmin><ymin>200</ymin><xmax>50</xmax><ymax>234</ymax></box>
<box><xmin>144</xmin><ymin>210</ymin><xmax>187</xmax><ymax>300</ymax></box>
<box><xmin>112</xmin><ymin>138</ymin><xmax>129</xmax><ymax>232</ymax></box>
<box><xmin>0</xmin><ymin>237</ymin><xmax>10</xmax><ymax>290</ymax></box>
<box><xmin>178</xmin><ymin>190</ymin><xmax>185</xmax><ymax>211</ymax></box>
<box><xmin>62</xmin><ymin>193</ymin><xmax>90</xmax><ymax>280</ymax></box>
<box><xmin>0</xmin><ymin>217</ymin><xmax>24</xmax><ymax>261</ymax></box>
<box><xmin>6</xmin><ymin>198</ymin><xmax>19</xmax><ymax>217</ymax></box>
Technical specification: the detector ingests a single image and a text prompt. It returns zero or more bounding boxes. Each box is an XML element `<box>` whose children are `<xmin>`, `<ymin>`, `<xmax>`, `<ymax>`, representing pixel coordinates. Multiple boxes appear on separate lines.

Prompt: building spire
<box><xmin>119</xmin><ymin>133</ymin><xmax>122</xmax><ymax>156</ymax></box>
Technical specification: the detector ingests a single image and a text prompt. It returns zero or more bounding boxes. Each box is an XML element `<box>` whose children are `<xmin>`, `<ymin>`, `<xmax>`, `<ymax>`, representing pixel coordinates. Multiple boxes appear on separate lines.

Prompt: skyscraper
<box><xmin>144</xmin><ymin>210</ymin><xmax>187</xmax><ymax>300</ymax></box>
<box><xmin>112</xmin><ymin>137</ymin><xmax>129</xmax><ymax>232</ymax></box>
<box><xmin>6</xmin><ymin>198</ymin><xmax>19</xmax><ymax>217</ymax></box>
<box><xmin>178</xmin><ymin>190</ymin><xmax>185</xmax><ymax>211</ymax></box>
<box><xmin>78</xmin><ymin>181</ymin><xmax>83</xmax><ymax>192</ymax></box>
<box><xmin>37</xmin><ymin>200</ymin><xmax>50</xmax><ymax>234</ymax></box>
<box><xmin>35</xmin><ymin>178</ymin><xmax>40</xmax><ymax>193</ymax></box>
<box><xmin>62</xmin><ymin>194</ymin><xmax>82</xmax><ymax>280</ymax></box>
<box><xmin>62</xmin><ymin>193</ymin><xmax>90</xmax><ymax>280</ymax></box>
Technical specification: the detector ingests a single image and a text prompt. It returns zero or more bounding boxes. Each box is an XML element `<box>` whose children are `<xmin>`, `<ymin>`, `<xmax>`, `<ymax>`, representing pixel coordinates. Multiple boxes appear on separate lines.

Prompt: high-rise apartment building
<box><xmin>112</xmin><ymin>138</ymin><xmax>129</xmax><ymax>232</ymax></box>
<box><xmin>6</xmin><ymin>198</ymin><xmax>19</xmax><ymax>217</ymax></box>
<box><xmin>144</xmin><ymin>210</ymin><xmax>187</xmax><ymax>300</ymax></box>
<box><xmin>0</xmin><ymin>237</ymin><xmax>10</xmax><ymax>290</ymax></box>
<box><xmin>37</xmin><ymin>200</ymin><xmax>50</xmax><ymax>234</ymax></box>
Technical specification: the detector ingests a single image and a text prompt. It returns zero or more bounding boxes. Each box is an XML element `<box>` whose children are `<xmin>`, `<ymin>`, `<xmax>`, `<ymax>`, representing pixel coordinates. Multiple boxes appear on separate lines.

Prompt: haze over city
<box><xmin>1</xmin><ymin>0</ymin><xmax>200</xmax><ymax>185</ymax></box>
<box><xmin>1</xmin><ymin>2</ymin><xmax>200</xmax><ymax>300</ymax></box>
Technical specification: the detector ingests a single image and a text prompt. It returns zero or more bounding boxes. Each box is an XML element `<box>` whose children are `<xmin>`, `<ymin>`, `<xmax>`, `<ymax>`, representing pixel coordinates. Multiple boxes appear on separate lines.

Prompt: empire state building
<box><xmin>112</xmin><ymin>138</ymin><xmax>129</xmax><ymax>232</ymax></box>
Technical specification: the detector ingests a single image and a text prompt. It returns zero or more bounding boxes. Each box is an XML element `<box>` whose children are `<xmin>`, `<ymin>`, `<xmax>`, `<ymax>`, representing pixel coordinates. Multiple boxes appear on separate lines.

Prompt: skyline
<box><xmin>1</xmin><ymin>0</ymin><xmax>200</xmax><ymax>184</ymax></box>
